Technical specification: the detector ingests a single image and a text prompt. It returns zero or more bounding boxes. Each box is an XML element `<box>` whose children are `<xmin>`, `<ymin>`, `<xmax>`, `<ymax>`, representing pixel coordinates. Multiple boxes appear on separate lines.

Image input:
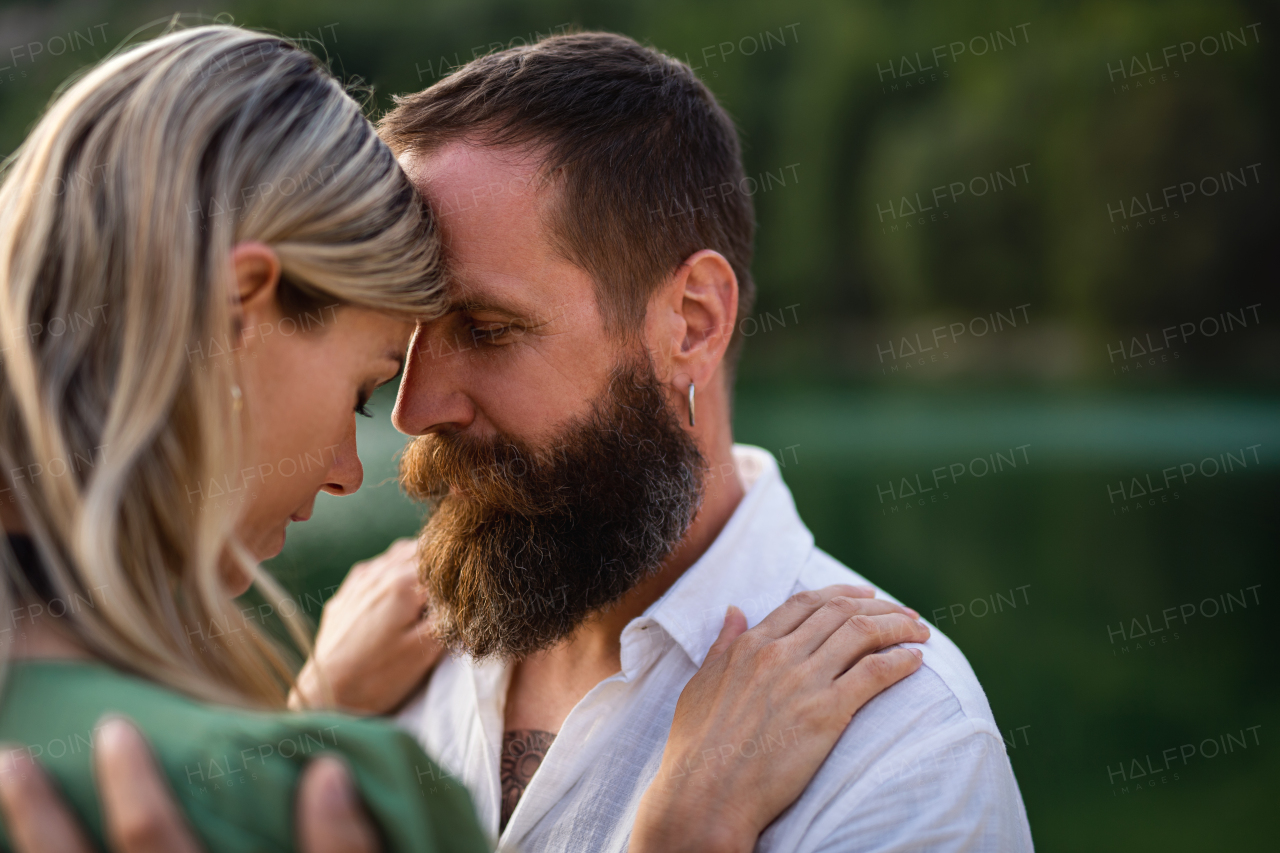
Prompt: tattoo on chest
<box><xmin>500</xmin><ymin>729</ymin><xmax>556</xmax><ymax>829</ymax></box>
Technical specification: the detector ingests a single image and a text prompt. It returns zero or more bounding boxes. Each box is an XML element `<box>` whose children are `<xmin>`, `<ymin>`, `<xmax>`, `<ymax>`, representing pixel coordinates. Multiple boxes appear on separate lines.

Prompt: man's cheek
<box><xmin>479</xmin><ymin>385</ymin><xmax>577</xmax><ymax>442</ymax></box>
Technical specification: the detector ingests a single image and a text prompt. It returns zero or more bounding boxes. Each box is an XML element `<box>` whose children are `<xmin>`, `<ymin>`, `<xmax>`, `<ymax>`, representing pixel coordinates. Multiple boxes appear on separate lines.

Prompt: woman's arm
<box><xmin>631</xmin><ymin>585</ymin><xmax>929</xmax><ymax>853</ymax></box>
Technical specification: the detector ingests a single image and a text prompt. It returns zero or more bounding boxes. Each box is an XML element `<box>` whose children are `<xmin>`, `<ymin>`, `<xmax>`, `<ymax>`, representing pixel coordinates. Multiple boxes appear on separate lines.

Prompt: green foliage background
<box><xmin>2</xmin><ymin>1</ymin><xmax>1275</xmax><ymax>849</ymax></box>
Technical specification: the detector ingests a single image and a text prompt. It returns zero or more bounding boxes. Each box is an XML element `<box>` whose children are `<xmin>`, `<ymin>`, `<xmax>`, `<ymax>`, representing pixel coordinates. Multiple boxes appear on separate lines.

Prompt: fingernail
<box><xmin>910</xmin><ymin>648</ymin><xmax>923</xmax><ymax>660</ymax></box>
<box><xmin>320</xmin><ymin>758</ymin><xmax>357</xmax><ymax>812</ymax></box>
<box><xmin>905</xmin><ymin>607</ymin><xmax>920</xmax><ymax>619</ymax></box>
<box><xmin>94</xmin><ymin>715</ymin><xmax>134</xmax><ymax>754</ymax></box>
<box><xmin>93</xmin><ymin>712</ymin><xmax>140</xmax><ymax>753</ymax></box>
<box><xmin>853</xmin><ymin>586</ymin><xmax>875</xmax><ymax>596</ymax></box>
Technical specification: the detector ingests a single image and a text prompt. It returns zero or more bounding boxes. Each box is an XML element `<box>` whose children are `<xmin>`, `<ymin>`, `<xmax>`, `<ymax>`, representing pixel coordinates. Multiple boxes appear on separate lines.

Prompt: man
<box><xmin>340</xmin><ymin>31</ymin><xmax>1034</xmax><ymax>853</ymax></box>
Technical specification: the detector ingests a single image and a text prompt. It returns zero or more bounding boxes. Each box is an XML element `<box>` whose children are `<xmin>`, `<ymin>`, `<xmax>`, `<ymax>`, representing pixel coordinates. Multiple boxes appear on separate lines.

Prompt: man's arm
<box><xmin>0</xmin><ymin>718</ymin><xmax>380</xmax><ymax>853</ymax></box>
<box><xmin>772</xmin><ymin>707</ymin><xmax>1034</xmax><ymax>853</ymax></box>
<box><xmin>808</xmin><ymin>725</ymin><xmax>1033</xmax><ymax>852</ymax></box>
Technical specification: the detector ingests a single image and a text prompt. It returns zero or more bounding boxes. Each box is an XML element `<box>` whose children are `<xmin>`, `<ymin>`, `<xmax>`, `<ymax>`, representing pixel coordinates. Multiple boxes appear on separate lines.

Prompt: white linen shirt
<box><xmin>397</xmin><ymin>445</ymin><xmax>1035</xmax><ymax>852</ymax></box>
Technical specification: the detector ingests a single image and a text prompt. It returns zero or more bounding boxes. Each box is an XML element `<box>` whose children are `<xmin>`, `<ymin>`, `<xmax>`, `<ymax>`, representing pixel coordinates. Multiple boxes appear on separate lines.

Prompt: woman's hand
<box><xmin>290</xmin><ymin>538</ymin><xmax>440</xmax><ymax>714</ymax></box>
<box><xmin>631</xmin><ymin>584</ymin><xmax>929</xmax><ymax>853</ymax></box>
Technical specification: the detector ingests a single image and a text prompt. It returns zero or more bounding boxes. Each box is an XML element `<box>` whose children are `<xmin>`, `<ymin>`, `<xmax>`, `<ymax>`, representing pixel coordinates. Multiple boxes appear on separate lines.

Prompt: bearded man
<box><xmin>298</xmin><ymin>32</ymin><xmax>1034</xmax><ymax>853</ymax></box>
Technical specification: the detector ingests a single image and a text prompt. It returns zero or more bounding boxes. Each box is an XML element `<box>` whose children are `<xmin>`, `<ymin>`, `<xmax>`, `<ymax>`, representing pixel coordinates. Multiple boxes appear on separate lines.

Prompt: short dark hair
<box><xmin>379</xmin><ymin>31</ymin><xmax>756</xmax><ymax>375</ymax></box>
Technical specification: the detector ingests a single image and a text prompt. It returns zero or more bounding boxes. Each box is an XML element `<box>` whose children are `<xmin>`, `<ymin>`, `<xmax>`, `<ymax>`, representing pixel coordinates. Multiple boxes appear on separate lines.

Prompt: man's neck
<box><xmin>591</xmin><ymin>435</ymin><xmax>747</xmax><ymax>651</ymax></box>
<box><xmin>498</xmin><ymin>432</ymin><xmax>744</xmax><ymax>830</ymax></box>
<box><xmin>495</xmin><ymin>375</ymin><xmax>745</xmax><ymax>830</ymax></box>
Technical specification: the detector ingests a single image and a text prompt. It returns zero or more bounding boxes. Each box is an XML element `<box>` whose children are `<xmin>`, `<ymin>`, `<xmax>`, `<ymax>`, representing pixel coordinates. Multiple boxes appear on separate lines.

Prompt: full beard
<box><xmin>399</xmin><ymin>356</ymin><xmax>705</xmax><ymax>661</ymax></box>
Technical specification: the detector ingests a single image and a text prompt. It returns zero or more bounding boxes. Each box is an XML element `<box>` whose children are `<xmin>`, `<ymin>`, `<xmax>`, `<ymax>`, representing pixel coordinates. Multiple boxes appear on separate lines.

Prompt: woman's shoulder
<box><xmin>0</xmin><ymin>659</ymin><xmax>486</xmax><ymax>853</ymax></box>
<box><xmin>1</xmin><ymin>657</ymin><xmax>354</xmax><ymax>759</ymax></box>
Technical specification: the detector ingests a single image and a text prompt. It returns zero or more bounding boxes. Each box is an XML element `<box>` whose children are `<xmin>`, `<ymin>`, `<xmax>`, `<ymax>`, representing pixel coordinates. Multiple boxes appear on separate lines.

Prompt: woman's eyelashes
<box><xmin>355</xmin><ymin>369</ymin><xmax>401</xmax><ymax>418</ymax></box>
<box><xmin>355</xmin><ymin>390</ymin><xmax>374</xmax><ymax>418</ymax></box>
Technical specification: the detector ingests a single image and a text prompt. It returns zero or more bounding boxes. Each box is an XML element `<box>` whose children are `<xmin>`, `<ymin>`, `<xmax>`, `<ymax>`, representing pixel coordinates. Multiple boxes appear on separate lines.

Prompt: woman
<box><xmin>0</xmin><ymin>25</ymin><xmax>927</xmax><ymax>852</ymax></box>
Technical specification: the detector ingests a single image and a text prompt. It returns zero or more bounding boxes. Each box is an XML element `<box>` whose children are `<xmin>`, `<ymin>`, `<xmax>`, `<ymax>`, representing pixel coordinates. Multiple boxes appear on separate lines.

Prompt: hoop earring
<box><xmin>687</xmin><ymin>382</ymin><xmax>696</xmax><ymax>427</ymax></box>
<box><xmin>231</xmin><ymin>383</ymin><xmax>243</xmax><ymax>413</ymax></box>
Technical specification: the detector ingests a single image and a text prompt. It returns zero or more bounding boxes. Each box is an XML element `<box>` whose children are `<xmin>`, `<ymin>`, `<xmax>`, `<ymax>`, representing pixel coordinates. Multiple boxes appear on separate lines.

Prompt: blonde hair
<box><xmin>0</xmin><ymin>25</ymin><xmax>443</xmax><ymax>706</ymax></box>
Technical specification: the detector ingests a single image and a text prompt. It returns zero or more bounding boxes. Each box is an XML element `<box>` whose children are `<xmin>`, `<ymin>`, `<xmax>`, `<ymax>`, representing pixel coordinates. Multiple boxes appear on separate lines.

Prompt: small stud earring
<box><xmin>688</xmin><ymin>382</ymin><xmax>696</xmax><ymax>427</ymax></box>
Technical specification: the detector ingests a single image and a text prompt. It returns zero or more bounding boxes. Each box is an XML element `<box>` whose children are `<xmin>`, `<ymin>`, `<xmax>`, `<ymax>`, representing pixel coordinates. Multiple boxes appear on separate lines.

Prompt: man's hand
<box><xmin>0</xmin><ymin>717</ymin><xmax>379</xmax><ymax>853</ymax></box>
<box><xmin>291</xmin><ymin>537</ymin><xmax>441</xmax><ymax>714</ymax></box>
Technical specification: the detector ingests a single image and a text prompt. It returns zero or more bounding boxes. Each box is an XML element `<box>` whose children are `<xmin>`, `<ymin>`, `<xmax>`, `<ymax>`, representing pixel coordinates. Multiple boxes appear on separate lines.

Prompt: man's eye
<box><xmin>470</xmin><ymin>324</ymin><xmax>514</xmax><ymax>345</ymax></box>
<box><xmin>355</xmin><ymin>393</ymin><xmax>373</xmax><ymax>418</ymax></box>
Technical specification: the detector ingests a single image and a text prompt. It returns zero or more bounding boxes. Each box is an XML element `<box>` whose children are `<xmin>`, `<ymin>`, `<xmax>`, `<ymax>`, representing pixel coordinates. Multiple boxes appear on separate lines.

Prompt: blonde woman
<box><xmin>0</xmin><ymin>26</ymin><xmax>926</xmax><ymax>853</ymax></box>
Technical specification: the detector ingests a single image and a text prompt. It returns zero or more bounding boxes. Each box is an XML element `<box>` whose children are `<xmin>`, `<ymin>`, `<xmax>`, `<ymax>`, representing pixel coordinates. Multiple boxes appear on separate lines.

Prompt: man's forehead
<box><xmin>401</xmin><ymin>141</ymin><xmax>550</xmax><ymax>202</ymax></box>
<box><xmin>402</xmin><ymin>144</ymin><xmax>554</xmax><ymax>269</ymax></box>
<box><xmin>401</xmin><ymin>142</ymin><xmax>598</xmax><ymax>328</ymax></box>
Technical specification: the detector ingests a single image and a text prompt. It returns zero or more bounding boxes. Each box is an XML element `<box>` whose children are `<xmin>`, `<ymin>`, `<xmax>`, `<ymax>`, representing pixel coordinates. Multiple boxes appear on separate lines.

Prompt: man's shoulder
<box><xmin>763</xmin><ymin>549</ymin><xmax>1032</xmax><ymax>852</ymax></box>
<box><xmin>794</xmin><ymin>547</ymin><xmax>999</xmax><ymax>730</ymax></box>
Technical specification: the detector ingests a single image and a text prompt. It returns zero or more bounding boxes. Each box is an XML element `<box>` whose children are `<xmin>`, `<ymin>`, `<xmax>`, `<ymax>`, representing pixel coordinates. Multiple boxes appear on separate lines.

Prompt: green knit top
<box><xmin>0</xmin><ymin>659</ymin><xmax>489</xmax><ymax>853</ymax></box>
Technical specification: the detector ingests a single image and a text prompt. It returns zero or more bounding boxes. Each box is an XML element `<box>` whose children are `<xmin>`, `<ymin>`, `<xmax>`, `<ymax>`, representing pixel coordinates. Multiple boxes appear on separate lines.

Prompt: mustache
<box><xmin>400</xmin><ymin>430</ymin><xmax>573</xmax><ymax>515</ymax></box>
<box><xmin>398</xmin><ymin>359</ymin><xmax>694</xmax><ymax>516</ymax></box>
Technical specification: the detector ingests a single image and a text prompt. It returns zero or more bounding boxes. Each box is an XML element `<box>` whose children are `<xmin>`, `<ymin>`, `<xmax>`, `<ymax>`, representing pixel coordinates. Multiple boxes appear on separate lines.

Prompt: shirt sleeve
<box><xmin>799</xmin><ymin>723</ymin><xmax>1035</xmax><ymax>853</ymax></box>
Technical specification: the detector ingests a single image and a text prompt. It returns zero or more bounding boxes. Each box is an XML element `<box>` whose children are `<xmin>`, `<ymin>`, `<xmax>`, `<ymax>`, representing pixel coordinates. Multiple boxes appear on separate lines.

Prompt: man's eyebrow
<box><xmin>448</xmin><ymin>296</ymin><xmax>533</xmax><ymax>320</ymax></box>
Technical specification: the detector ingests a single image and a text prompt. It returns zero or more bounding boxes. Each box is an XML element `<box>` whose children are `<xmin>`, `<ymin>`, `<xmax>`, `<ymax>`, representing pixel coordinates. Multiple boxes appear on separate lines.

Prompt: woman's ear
<box><xmin>231</xmin><ymin>241</ymin><xmax>281</xmax><ymax>306</ymax></box>
<box><xmin>229</xmin><ymin>242</ymin><xmax>282</xmax><ymax>338</ymax></box>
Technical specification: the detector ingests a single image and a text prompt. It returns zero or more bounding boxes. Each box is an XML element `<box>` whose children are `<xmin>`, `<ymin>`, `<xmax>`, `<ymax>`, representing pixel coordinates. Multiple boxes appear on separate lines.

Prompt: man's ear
<box><xmin>648</xmin><ymin>250</ymin><xmax>739</xmax><ymax>389</ymax></box>
<box><xmin>229</xmin><ymin>241</ymin><xmax>282</xmax><ymax>336</ymax></box>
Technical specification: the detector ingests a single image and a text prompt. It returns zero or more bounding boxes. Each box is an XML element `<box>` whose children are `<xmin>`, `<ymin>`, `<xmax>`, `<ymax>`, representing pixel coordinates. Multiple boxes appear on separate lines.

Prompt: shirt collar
<box><xmin>622</xmin><ymin>445</ymin><xmax>816</xmax><ymax>671</ymax></box>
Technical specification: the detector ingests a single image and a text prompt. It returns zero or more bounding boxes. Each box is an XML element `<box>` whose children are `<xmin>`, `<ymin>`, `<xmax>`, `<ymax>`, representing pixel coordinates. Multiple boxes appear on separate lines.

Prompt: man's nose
<box><xmin>392</xmin><ymin>322</ymin><xmax>476</xmax><ymax>436</ymax></box>
<box><xmin>320</xmin><ymin>418</ymin><xmax>364</xmax><ymax>496</ymax></box>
